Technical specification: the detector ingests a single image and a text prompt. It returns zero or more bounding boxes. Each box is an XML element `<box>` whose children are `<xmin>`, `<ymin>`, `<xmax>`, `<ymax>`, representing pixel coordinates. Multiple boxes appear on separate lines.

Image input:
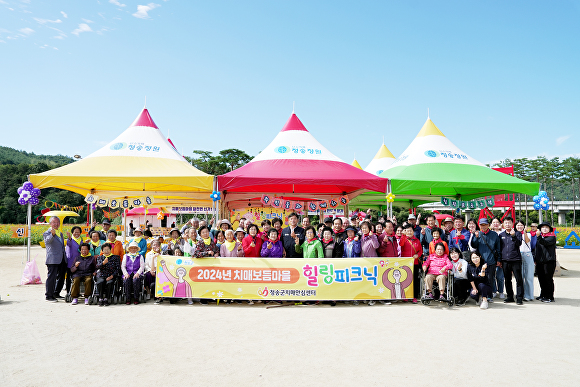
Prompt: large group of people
<box><xmin>43</xmin><ymin>210</ymin><xmax>558</xmax><ymax>309</ymax></box>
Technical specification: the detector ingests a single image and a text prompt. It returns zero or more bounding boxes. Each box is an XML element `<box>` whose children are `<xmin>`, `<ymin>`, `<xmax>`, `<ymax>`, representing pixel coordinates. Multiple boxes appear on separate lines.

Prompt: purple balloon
<box><xmin>23</xmin><ymin>182</ymin><xmax>33</xmax><ymax>191</ymax></box>
<box><xmin>17</xmin><ymin>187</ymin><xmax>24</xmax><ymax>195</ymax></box>
<box><xmin>30</xmin><ymin>197</ymin><xmax>39</xmax><ymax>205</ymax></box>
<box><xmin>32</xmin><ymin>188</ymin><xmax>41</xmax><ymax>197</ymax></box>
<box><xmin>18</xmin><ymin>198</ymin><xmax>27</xmax><ymax>205</ymax></box>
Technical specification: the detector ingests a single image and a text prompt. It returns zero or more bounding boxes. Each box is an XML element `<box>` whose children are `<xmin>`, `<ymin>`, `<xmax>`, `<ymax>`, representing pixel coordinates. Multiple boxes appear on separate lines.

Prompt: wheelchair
<box><xmin>87</xmin><ymin>275</ymin><xmax>123</xmax><ymax>305</ymax></box>
<box><xmin>420</xmin><ymin>269</ymin><xmax>455</xmax><ymax>307</ymax></box>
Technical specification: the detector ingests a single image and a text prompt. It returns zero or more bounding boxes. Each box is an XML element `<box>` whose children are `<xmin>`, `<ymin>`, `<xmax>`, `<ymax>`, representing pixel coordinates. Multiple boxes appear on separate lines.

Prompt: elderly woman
<box><xmin>167</xmin><ymin>228</ymin><xmax>185</xmax><ymax>254</ymax></box>
<box><xmin>95</xmin><ymin>242</ymin><xmax>121</xmax><ymax>307</ymax></box>
<box><xmin>194</xmin><ymin>226</ymin><xmax>219</xmax><ymax>258</ymax></box>
<box><xmin>130</xmin><ymin>228</ymin><xmax>147</xmax><ymax>257</ymax></box>
<box><xmin>182</xmin><ymin>227</ymin><xmax>198</xmax><ymax>257</ymax></box>
<box><xmin>63</xmin><ymin>226</ymin><xmax>83</xmax><ymax>297</ymax></box>
<box><xmin>70</xmin><ymin>243</ymin><xmax>95</xmax><ymax>305</ymax></box>
<box><xmin>122</xmin><ymin>241</ymin><xmax>145</xmax><ymax>305</ymax></box>
<box><xmin>220</xmin><ymin>229</ymin><xmax>244</xmax><ymax>257</ymax></box>
<box><xmin>89</xmin><ymin>230</ymin><xmax>104</xmax><ymax>256</ymax></box>
<box><xmin>145</xmin><ymin>240</ymin><xmax>161</xmax><ymax>301</ymax></box>
<box><xmin>243</xmin><ymin>223</ymin><xmax>263</xmax><ymax>257</ymax></box>
<box><xmin>215</xmin><ymin>230</ymin><xmax>226</xmax><ymax>249</ymax></box>
<box><xmin>106</xmin><ymin>229</ymin><xmax>124</xmax><ymax>258</ymax></box>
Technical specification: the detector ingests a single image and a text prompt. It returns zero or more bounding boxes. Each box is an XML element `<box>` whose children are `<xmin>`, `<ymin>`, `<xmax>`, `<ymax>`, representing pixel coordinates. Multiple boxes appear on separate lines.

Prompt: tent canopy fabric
<box><xmin>364</xmin><ymin>143</ymin><xmax>396</xmax><ymax>176</ymax></box>
<box><xmin>379</xmin><ymin>118</ymin><xmax>539</xmax><ymax>201</ymax></box>
<box><xmin>351</xmin><ymin>159</ymin><xmax>362</xmax><ymax>169</ymax></box>
<box><xmin>29</xmin><ymin>108</ymin><xmax>214</xmax><ymax>206</ymax></box>
<box><xmin>217</xmin><ymin>113</ymin><xmax>389</xmax><ymax>201</ymax></box>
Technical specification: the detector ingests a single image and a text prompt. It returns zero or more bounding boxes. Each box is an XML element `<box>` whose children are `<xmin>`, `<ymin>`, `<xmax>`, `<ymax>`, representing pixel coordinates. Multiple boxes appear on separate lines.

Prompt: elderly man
<box><xmin>180</xmin><ymin>217</ymin><xmax>200</xmax><ymax>234</ymax></box>
<box><xmin>89</xmin><ymin>219</ymin><xmax>112</xmax><ymax>241</ymax></box>
<box><xmin>301</xmin><ymin>216</ymin><xmax>311</xmax><ymax>228</ymax></box>
<box><xmin>43</xmin><ymin>216</ymin><xmax>67</xmax><ymax>302</ymax></box>
<box><xmin>407</xmin><ymin>214</ymin><xmax>422</xmax><ymax>239</ymax></box>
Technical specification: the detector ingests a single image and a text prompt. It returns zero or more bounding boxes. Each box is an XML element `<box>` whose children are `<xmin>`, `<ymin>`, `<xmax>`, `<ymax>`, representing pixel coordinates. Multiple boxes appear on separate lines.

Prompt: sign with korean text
<box><xmin>155</xmin><ymin>257</ymin><xmax>415</xmax><ymax>301</ymax></box>
<box><xmin>11</xmin><ymin>226</ymin><xmax>29</xmax><ymax>238</ymax></box>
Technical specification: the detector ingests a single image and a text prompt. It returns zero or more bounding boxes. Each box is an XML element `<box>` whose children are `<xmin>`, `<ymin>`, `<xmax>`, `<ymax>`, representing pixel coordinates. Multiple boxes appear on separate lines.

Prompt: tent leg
<box><xmin>27</xmin><ymin>203</ymin><xmax>31</xmax><ymax>262</ymax></box>
<box><xmin>123</xmin><ymin>210</ymin><xmax>127</xmax><ymax>244</ymax></box>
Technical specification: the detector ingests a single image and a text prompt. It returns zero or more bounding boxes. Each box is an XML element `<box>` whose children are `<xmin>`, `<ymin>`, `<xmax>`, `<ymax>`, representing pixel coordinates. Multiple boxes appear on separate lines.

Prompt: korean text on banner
<box><xmin>155</xmin><ymin>257</ymin><xmax>415</xmax><ymax>301</ymax></box>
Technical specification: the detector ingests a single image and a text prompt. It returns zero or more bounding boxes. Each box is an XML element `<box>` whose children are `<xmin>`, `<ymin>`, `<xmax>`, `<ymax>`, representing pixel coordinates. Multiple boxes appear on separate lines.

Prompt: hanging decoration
<box><xmin>260</xmin><ymin>194</ymin><xmax>347</xmax><ymax>214</ymax></box>
<box><xmin>385</xmin><ymin>193</ymin><xmax>396</xmax><ymax>203</ymax></box>
<box><xmin>157</xmin><ymin>211</ymin><xmax>165</xmax><ymax>220</ymax></box>
<box><xmin>441</xmin><ymin>196</ymin><xmax>494</xmax><ymax>210</ymax></box>
<box><xmin>84</xmin><ymin>194</ymin><xmax>154</xmax><ymax>209</ymax></box>
<box><xmin>17</xmin><ymin>182</ymin><xmax>41</xmax><ymax>206</ymax></box>
<box><xmin>103</xmin><ymin>209</ymin><xmax>122</xmax><ymax>219</ymax></box>
<box><xmin>533</xmin><ymin>191</ymin><xmax>550</xmax><ymax>211</ymax></box>
<box><xmin>43</xmin><ymin>201</ymin><xmax>85</xmax><ymax>212</ymax></box>
<box><xmin>210</xmin><ymin>191</ymin><xmax>221</xmax><ymax>202</ymax></box>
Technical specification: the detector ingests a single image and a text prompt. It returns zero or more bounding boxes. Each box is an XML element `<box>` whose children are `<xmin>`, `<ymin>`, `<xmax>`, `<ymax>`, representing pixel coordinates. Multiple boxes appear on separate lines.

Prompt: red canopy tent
<box><xmin>217</xmin><ymin>113</ymin><xmax>389</xmax><ymax>210</ymax></box>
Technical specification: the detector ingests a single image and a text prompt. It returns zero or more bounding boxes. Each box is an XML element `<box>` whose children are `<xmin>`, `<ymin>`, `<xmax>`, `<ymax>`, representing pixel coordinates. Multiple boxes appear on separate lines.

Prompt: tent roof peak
<box><xmin>281</xmin><ymin>113</ymin><xmax>308</xmax><ymax>132</ymax></box>
<box><xmin>130</xmin><ymin>108</ymin><xmax>158</xmax><ymax>129</ymax></box>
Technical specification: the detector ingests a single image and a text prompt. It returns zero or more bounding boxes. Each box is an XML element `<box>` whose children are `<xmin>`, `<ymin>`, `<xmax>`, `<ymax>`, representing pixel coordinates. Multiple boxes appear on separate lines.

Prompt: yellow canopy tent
<box><xmin>29</xmin><ymin>108</ymin><xmax>214</xmax><ymax>207</ymax></box>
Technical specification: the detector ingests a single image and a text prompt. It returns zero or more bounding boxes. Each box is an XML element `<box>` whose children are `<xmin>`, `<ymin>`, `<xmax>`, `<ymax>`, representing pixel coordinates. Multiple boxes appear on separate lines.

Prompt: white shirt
<box><xmin>452</xmin><ymin>258</ymin><xmax>469</xmax><ymax>280</ymax></box>
<box><xmin>520</xmin><ymin>232</ymin><xmax>532</xmax><ymax>253</ymax></box>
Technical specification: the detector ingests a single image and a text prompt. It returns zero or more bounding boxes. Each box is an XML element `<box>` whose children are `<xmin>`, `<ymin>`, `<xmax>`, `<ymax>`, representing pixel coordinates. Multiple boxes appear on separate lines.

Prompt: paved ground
<box><xmin>1</xmin><ymin>246</ymin><xmax>579</xmax><ymax>387</ymax></box>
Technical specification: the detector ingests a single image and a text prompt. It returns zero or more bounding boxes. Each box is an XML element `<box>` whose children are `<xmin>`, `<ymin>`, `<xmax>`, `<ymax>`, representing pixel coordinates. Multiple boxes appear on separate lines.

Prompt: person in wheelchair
<box><xmin>122</xmin><ymin>241</ymin><xmax>145</xmax><ymax>305</ymax></box>
<box><xmin>449</xmin><ymin>247</ymin><xmax>470</xmax><ymax>305</ymax></box>
<box><xmin>70</xmin><ymin>243</ymin><xmax>95</xmax><ymax>305</ymax></box>
<box><xmin>422</xmin><ymin>242</ymin><xmax>453</xmax><ymax>301</ymax></box>
<box><xmin>95</xmin><ymin>242</ymin><xmax>121</xmax><ymax>307</ymax></box>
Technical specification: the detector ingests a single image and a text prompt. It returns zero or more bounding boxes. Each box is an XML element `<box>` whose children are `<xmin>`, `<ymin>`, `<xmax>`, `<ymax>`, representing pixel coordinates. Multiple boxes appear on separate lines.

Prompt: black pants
<box><xmin>537</xmin><ymin>261</ymin><xmax>556</xmax><ymax>300</ymax></box>
<box><xmin>453</xmin><ymin>278</ymin><xmax>471</xmax><ymax>301</ymax></box>
<box><xmin>503</xmin><ymin>261</ymin><xmax>524</xmax><ymax>301</ymax></box>
<box><xmin>413</xmin><ymin>263</ymin><xmax>421</xmax><ymax>299</ymax></box>
<box><xmin>95</xmin><ymin>277</ymin><xmax>114</xmax><ymax>300</ymax></box>
<box><xmin>45</xmin><ymin>264</ymin><xmax>61</xmax><ymax>300</ymax></box>
<box><xmin>55</xmin><ymin>265</ymin><xmax>72</xmax><ymax>295</ymax></box>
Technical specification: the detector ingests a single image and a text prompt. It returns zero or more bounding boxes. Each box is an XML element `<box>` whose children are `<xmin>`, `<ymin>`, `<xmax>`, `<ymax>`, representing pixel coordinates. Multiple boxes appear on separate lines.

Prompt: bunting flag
<box><xmin>441</xmin><ymin>196</ymin><xmax>495</xmax><ymax>210</ymax></box>
<box><xmin>259</xmin><ymin>195</ymin><xmax>348</xmax><ymax>213</ymax></box>
<box><xmin>85</xmin><ymin>194</ymin><xmax>154</xmax><ymax>209</ymax></box>
<box><xmin>43</xmin><ymin>201</ymin><xmax>85</xmax><ymax>212</ymax></box>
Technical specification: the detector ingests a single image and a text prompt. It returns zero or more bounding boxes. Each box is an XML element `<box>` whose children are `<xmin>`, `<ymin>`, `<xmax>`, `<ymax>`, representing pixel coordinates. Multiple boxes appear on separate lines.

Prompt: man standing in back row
<box><xmin>281</xmin><ymin>213</ymin><xmax>304</xmax><ymax>257</ymax></box>
<box><xmin>43</xmin><ymin>216</ymin><xmax>67</xmax><ymax>302</ymax></box>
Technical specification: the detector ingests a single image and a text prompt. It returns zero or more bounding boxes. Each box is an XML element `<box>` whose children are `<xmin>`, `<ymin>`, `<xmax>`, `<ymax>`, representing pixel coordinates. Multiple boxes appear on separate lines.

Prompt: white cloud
<box><xmin>72</xmin><ymin>23</ymin><xmax>92</xmax><ymax>36</ymax></box>
<box><xmin>556</xmin><ymin>135</ymin><xmax>571</xmax><ymax>146</ymax></box>
<box><xmin>61</xmin><ymin>11</ymin><xmax>68</xmax><ymax>18</ymax></box>
<box><xmin>109</xmin><ymin>0</ymin><xmax>126</xmax><ymax>6</ymax></box>
<box><xmin>19</xmin><ymin>27</ymin><xmax>34</xmax><ymax>35</ymax></box>
<box><xmin>82</xmin><ymin>18</ymin><xmax>94</xmax><ymax>23</ymax></box>
<box><xmin>33</xmin><ymin>17</ymin><xmax>62</xmax><ymax>24</ymax></box>
<box><xmin>133</xmin><ymin>3</ymin><xmax>160</xmax><ymax>19</ymax></box>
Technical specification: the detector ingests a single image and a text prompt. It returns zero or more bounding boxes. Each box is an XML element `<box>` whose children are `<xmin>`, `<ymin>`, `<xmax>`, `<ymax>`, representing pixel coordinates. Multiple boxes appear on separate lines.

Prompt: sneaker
<box><xmin>45</xmin><ymin>298</ymin><xmax>58</xmax><ymax>302</ymax></box>
<box><xmin>99</xmin><ymin>299</ymin><xmax>104</xmax><ymax>307</ymax></box>
<box><xmin>480</xmin><ymin>298</ymin><xmax>488</xmax><ymax>309</ymax></box>
<box><xmin>104</xmin><ymin>299</ymin><xmax>110</xmax><ymax>306</ymax></box>
<box><xmin>134</xmin><ymin>301</ymin><xmax>139</xmax><ymax>305</ymax></box>
<box><xmin>187</xmin><ymin>298</ymin><xmax>193</xmax><ymax>305</ymax></box>
<box><xmin>368</xmin><ymin>300</ymin><xmax>376</xmax><ymax>306</ymax></box>
<box><xmin>125</xmin><ymin>300</ymin><xmax>131</xmax><ymax>305</ymax></box>
<box><xmin>536</xmin><ymin>296</ymin><xmax>543</xmax><ymax>301</ymax></box>
<box><xmin>85</xmin><ymin>299</ymin><xmax>89</xmax><ymax>305</ymax></box>
<box><xmin>247</xmin><ymin>300</ymin><xmax>254</xmax><ymax>305</ymax></box>
<box><xmin>542</xmin><ymin>298</ymin><xmax>553</xmax><ymax>303</ymax></box>
<box><xmin>412</xmin><ymin>298</ymin><xmax>418</xmax><ymax>304</ymax></box>
<box><xmin>493</xmin><ymin>292</ymin><xmax>499</xmax><ymax>298</ymax></box>
<box><xmin>439</xmin><ymin>295</ymin><xmax>446</xmax><ymax>301</ymax></box>
<box><xmin>516</xmin><ymin>300</ymin><xmax>523</xmax><ymax>305</ymax></box>
<box><xmin>499</xmin><ymin>293</ymin><xmax>506</xmax><ymax>299</ymax></box>
<box><xmin>426</xmin><ymin>292</ymin><xmax>434</xmax><ymax>300</ymax></box>
<box><xmin>154</xmin><ymin>298</ymin><xmax>163</xmax><ymax>304</ymax></box>
<box><xmin>329</xmin><ymin>301</ymin><xmax>337</xmax><ymax>307</ymax></box>
<box><xmin>504</xmin><ymin>298</ymin><xmax>515</xmax><ymax>303</ymax></box>
<box><xmin>71</xmin><ymin>298</ymin><xmax>78</xmax><ymax>305</ymax></box>
<box><xmin>487</xmin><ymin>298</ymin><xmax>494</xmax><ymax>303</ymax></box>
<box><xmin>352</xmin><ymin>300</ymin><xmax>359</xmax><ymax>305</ymax></box>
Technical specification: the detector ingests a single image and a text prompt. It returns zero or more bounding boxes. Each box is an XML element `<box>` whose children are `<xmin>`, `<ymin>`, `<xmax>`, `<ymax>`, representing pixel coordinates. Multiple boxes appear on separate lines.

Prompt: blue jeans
<box><xmin>489</xmin><ymin>265</ymin><xmax>504</xmax><ymax>294</ymax></box>
<box><xmin>521</xmin><ymin>251</ymin><xmax>535</xmax><ymax>299</ymax></box>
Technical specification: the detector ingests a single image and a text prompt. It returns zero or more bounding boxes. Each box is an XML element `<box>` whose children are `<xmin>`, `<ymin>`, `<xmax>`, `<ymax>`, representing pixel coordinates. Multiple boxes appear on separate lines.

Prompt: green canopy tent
<box><xmin>350</xmin><ymin>118</ymin><xmax>540</xmax><ymax>216</ymax></box>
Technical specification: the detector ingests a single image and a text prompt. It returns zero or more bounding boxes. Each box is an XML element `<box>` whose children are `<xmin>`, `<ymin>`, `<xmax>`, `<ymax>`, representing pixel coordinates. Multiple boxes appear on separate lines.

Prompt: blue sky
<box><xmin>1</xmin><ymin>0</ymin><xmax>579</xmax><ymax>168</ymax></box>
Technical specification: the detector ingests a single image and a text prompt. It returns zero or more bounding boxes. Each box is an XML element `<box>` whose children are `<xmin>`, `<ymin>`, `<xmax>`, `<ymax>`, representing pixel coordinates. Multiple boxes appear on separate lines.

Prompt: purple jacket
<box><xmin>261</xmin><ymin>240</ymin><xmax>284</xmax><ymax>257</ymax></box>
<box><xmin>360</xmin><ymin>234</ymin><xmax>379</xmax><ymax>257</ymax></box>
<box><xmin>65</xmin><ymin>238</ymin><xmax>82</xmax><ymax>268</ymax></box>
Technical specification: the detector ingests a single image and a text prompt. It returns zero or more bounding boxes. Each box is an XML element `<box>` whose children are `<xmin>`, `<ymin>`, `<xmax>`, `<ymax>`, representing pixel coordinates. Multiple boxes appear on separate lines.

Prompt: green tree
<box><xmin>185</xmin><ymin>148</ymin><xmax>252</xmax><ymax>175</ymax></box>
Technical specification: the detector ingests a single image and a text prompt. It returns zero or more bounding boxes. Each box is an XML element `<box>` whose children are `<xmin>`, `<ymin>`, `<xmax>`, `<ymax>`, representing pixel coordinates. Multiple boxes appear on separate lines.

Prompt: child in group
<box><xmin>69</xmin><ymin>243</ymin><xmax>95</xmax><ymax>305</ymax></box>
<box><xmin>449</xmin><ymin>247</ymin><xmax>469</xmax><ymax>305</ymax></box>
<box><xmin>400</xmin><ymin>224</ymin><xmax>422</xmax><ymax>303</ymax></box>
<box><xmin>427</xmin><ymin>228</ymin><xmax>448</xmax><ymax>256</ymax></box>
<box><xmin>122</xmin><ymin>241</ymin><xmax>144</xmax><ymax>305</ymax></box>
<box><xmin>295</xmin><ymin>226</ymin><xmax>324</xmax><ymax>257</ymax></box>
<box><xmin>359</xmin><ymin>221</ymin><xmax>379</xmax><ymax>257</ymax></box>
<box><xmin>95</xmin><ymin>242</ymin><xmax>121</xmax><ymax>307</ymax></box>
<box><xmin>422</xmin><ymin>242</ymin><xmax>453</xmax><ymax>301</ymax></box>
<box><xmin>467</xmin><ymin>250</ymin><xmax>493</xmax><ymax>309</ymax></box>
<box><xmin>221</xmin><ymin>229</ymin><xmax>244</xmax><ymax>257</ymax></box>
<box><xmin>343</xmin><ymin>227</ymin><xmax>361</xmax><ymax>257</ymax></box>
<box><xmin>260</xmin><ymin>228</ymin><xmax>284</xmax><ymax>257</ymax></box>
<box><xmin>535</xmin><ymin>222</ymin><xmax>557</xmax><ymax>303</ymax></box>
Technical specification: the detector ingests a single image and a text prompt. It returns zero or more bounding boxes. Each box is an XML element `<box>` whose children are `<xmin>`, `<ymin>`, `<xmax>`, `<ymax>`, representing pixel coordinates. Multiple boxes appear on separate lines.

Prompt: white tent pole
<box><xmin>27</xmin><ymin>203</ymin><xmax>31</xmax><ymax>262</ymax></box>
<box><xmin>123</xmin><ymin>209</ymin><xmax>127</xmax><ymax>243</ymax></box>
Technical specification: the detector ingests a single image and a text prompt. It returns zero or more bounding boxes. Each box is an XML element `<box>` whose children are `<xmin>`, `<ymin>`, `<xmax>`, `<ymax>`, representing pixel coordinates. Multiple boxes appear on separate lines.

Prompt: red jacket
<box><xmin>378</xmin><ymin>233</ymin><xmax>400</xmax><ymax>257</ymax></box>
<box><xmin>399</xmin><ymin>235</ymin><xmax>422</xmax><ymax>264</ymax></box>
<box><xmin>242</xmin><ymin>235</ymin><xmax>263</xmax><ymax>257</ymax></box>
